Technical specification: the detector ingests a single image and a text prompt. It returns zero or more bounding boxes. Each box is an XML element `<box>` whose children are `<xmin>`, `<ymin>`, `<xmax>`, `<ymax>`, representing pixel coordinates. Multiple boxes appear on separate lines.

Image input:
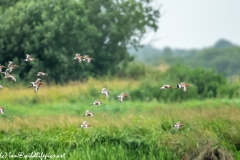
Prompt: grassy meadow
<box><xmin>0</xmin><ymin>78</ymin><xmax>240</xmax><ymax>160</ymax></box>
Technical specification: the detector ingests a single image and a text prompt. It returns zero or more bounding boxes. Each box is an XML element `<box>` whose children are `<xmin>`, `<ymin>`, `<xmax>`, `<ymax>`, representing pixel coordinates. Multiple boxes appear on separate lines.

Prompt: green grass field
<box><xmin>0</xmin><ymin>78</ymin><xmax>239</xmax><ymax>160</ymax></box>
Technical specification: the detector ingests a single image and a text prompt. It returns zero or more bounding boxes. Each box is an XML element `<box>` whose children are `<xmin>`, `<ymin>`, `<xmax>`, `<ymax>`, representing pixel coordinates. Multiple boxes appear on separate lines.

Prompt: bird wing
<box><xmin>35</xmin><ymin>78</ymin><xmax>41</xmax><ymax>84</ymax></box>
<box><xmin>180</xmin><ymin>82</ymin><xmax>188</xmax><ymax>86</ymax></box>
<box><xmin>8</xmin><ymin>61</ymin><xmax>14</xmax><ymax>68</ymax></box>
<box><xmin>82</xmin><ymin>121</ymin><xmax>88</xmax><ymax>125</ymax></box>
<box><xmin>26</xmin><ymin>54</ymin><xmax>31</xmax><ymax>59</ymax></box>
<box><xmin>94</xmin><ymin>100</ymin><xmax>100</xmax><ymax>103</ymax></box>
<box><xmin>183</xmin><ymin>87</ymin><xmax>187</xmax><ymax>92</ymax></box>
<box><xmin>34</xmin><ymin>85</ymin><xmax>39</xmax><ymax>93</ymax></box>
<box><xmin>10</xmin><ymin>75</ymin><xmax>16</xmax><ymax>82</ymax></box>
<box><xmin>102</xmin><ymin>88</ymin><xmax>108</xmax><ymax>92</ymax></box>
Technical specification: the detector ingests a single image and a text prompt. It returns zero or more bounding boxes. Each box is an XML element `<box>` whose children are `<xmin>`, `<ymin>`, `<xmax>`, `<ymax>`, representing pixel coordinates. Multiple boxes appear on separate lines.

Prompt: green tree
<box><xmin>0</xmin><ymin>0</ymin><xmax>160</xmax><ymax>83</ymax></box>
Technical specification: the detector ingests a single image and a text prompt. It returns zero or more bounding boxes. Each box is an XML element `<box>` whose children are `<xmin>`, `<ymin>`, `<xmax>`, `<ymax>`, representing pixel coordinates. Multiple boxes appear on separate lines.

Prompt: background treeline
<box><xmin>1</xmin><ymin>0</ymin><xmax>239</xmax><ymax>102</ymax></box>
<box><xmin>0</xmin><ymin>0</ymin><xmax>159</xmax><ymax>83</ymax></box>
<box><xmin>130</xmin><ymin>39</ymin><xmax>240</xmax><ymax>77</ymax></box>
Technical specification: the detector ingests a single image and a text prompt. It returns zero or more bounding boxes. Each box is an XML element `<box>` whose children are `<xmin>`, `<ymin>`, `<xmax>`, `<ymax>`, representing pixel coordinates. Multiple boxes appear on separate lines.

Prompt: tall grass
<box><xmin>0</xmin><ymin>77</ymin><xmax>139</xmax><ymax>104</ymax></box>
<box><xmin>0</xmin><ymin>78</ymin><xmax>240</xmax><ymax>159</ymax></box>
<box><xmin>0</xmin><ymin>112</ymin><xmax>239</xmax><ymax>159</ymax></box>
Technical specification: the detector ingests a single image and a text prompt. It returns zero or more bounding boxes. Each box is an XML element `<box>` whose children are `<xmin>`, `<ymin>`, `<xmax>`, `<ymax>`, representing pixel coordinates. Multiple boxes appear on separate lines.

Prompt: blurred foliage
<box><xmin>0</xmin><ymin>0</ymin><xmax>160</xmax><ymax>83</ymax></box>
<box><xmin>116</xmin><ymin>63</ymin><xmax>240</xmax><ymax>102</ymax></box>
<box><xmin>130</xmin><ymin>39</ymin><xmax>240</xmax><ymax>77</ymax></box>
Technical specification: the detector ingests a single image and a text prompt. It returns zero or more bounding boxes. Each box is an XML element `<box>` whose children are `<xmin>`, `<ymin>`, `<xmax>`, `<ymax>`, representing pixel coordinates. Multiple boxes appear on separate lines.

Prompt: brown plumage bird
<box><xmin>36</xmin><ymin>72</ymin><xmax>48</xmax><ymax>76</ymax></box>
<box><xmin>82</xmin><ymin>110</ymin><xmax>94</xmax><ymax>117</ymax></box>
<box><xmin>83</xmin><ymin>55</ymin><xmax>94</xmax><ymax>63</ymax></box>
<box><xmin>79</xmin><ymin>121</ymin><xmax>91</xmax><ymax>129</ymax></box>
<box><xmin>160</xmin><ymin>84</ymin><xmax>176</xmax><ymax>90</ymax></box>
<box><xmin>115</xmin><ymin>92</ymin><xmax>130</xmax><ymax>102</ymax></box>
<box><xmin>1</xmin><ymin>72</ymin><xmax>16</xmax><ymax>82</ymax></box>
<box><xmin>34</xmin><ymin>82</ymin><xmax>45</xmax><ymax>93</ymax></box>
<box><xmin>24</xmin><ymin>54</ymin><xmax>37</xmax><ymax>62</ymax></box>
<box><xmin>90</xmin><ymin>100</ymin><xmax>103</xmax><ymax>106</ymax></box>
<box><xmin>0</xmin><ymin>107</ymin><xmax>4</xmax><ymax>115</ymax></box>
<box><xmin>173</xmin><ymin>122</ymin><xmax>184</xmax><ymax>129</ymax></box>
<box><xmin>177</xmin><ymin>82</ymin><xmax>192</xmax><ymax>92</ymax></box>
<box><xmin>73</xmin><ymin>53</ymin><xmax>84</xmax><ymax>63</ymax></box>
<box><xmin>0</xmin><ymin>65</ymin><xmax>5</xmax><ymax>72</ymax></box>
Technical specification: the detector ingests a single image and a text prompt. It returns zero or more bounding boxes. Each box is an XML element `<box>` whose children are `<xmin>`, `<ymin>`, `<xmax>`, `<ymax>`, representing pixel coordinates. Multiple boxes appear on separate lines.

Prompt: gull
<box><xmin>98</xmin><ymin>88</ymin><xmax>111</xmax><ymax>97</ymax></box>
<box><xmin>1</xmin><ymin>72</ymin><xmax>16</xmax><ymax>82</ymax></box>
<box><xmin>82</xmin><ymin>110</ymin><xmax>94</xmax><ymax>117</ymax></box>
<box><xmin>173</xmin><ymin>122</ymin><xmax>184</xmax><ymax>130</ymax></box>
<box><xmin>0</xmin><ymin>65</ymin><xmax>5</xmax><ymax>72</ymax></box>
<box><xmin>0</xmin><ymin>107</ymin><xmax>4</xmax><ymax>115</ymax></box>
<box><xmin>24</xmin><ymin>54</ymin><xmax>37</xmax><ymax>62</ymax></box>
<box><xmin>115</xmin><ymin>92</ymin><xmax>130</xmax><ymax>102</ymax></box>
<box><xmin>90</xmin><ymin>100</ymin><xmax>103</xmax><ymax>106</ymax></box>
<box><xmin>36</xmin><ymin>72</ymin><xmax>48</xmax><ymax>76</ymax></box>
<box><xmin>160</xmin><ymin>84</ymin><xmax>176</xmax><ymax>90</ymax></box>
<box><xmin>177</xmin><ymin>82</ymin><xmax>191</xmax><ymax>92</ymax></box>
<box><xmin>79</xmin><ymin>121</ymin><xmax>91</xmax><ymax>129</ymax></box>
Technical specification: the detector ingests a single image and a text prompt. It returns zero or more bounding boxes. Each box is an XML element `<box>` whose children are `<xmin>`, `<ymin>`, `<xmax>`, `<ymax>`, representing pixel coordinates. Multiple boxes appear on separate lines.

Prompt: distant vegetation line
<box><xmin>129</xmin><ymin>39</ymin><xmax>240</xmax><ymax>77</ymax></box>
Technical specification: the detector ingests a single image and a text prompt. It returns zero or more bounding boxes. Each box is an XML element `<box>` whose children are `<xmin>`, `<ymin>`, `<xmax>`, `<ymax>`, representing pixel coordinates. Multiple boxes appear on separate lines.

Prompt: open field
<box><xmin>0</xmin><ymin>78</ymin><xmax>240</xmax><ymax>159</ymax></box>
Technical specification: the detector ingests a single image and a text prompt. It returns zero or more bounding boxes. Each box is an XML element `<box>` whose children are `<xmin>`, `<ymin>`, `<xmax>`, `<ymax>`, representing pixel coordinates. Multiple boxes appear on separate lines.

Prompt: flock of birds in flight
<box><xmin>0</xmin><ymin>53</ymin><xmax>190</xmax><ymax>130</ymax></box>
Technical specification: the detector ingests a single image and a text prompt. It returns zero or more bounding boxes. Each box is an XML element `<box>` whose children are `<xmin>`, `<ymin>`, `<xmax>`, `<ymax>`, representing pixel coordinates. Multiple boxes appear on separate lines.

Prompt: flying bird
<box><xmin>1</xmin><ymin>72</ymin><xmax>16</xmax><ymax>82</ymax></box>
<box><xmin>24</xmin><ymin>54</ymin><xmax>37</xmax><ymax>62</ymax></box>
<box><xmin>98</xmin><ymin>88</ymin><xmax>111</xmax><ymax>97</ymax></box>
<box><xmin>115</xmin><ymin>92</ymin><xmax>130</xmax><ymax>102</ymax></box>
<box><xmin>160</xmin><ymin>84</ymin><xmax>176</xmax><ymax>90</ymax></box>
<box><xmin>79</xmin><ymin>121</ymin><xmax>91</xmax><ymax>129</ymax></box>
<box><xmin>0</xmin><ymin>65</ymin><xmax>5</xmax><ymax>72</ymax></box>
<box><xmin>0</xmin><ymin>107</ymin><xmax>4</xmax><ymax>115</ymax></box>
<box><xmin>73</xmin><ymin>53</ymin><xmax>84</xmax><ymax>63</ymax></box>
<box><xmin>83</xmin><ymin>55</ymin><xmax>94</xmax><ymax>63</ymax></box>
<box><xmin>173</xmin><ymin>122</ymin><xmax>184</xmax><ymax>130</ymax></box>
<box><xmin>90</xmin><ymin>100</ymin><xmax>103</xmax><ymax>106</ymax></box>
<box><xmin>6</xmin><ymin>61</ymin><xmax>19</xmax><ymax>73</ymax></box>
<box><xmin>28</xmin><ymin>78</ymin><xmax>42</xmax><ymax>88</ymax></box>
<box><xmin>177</xmin><ymin>82</ymin><xmax>191</xmax><ymax>92</ymax></box>
<box><xmin>7</xmin><ymin>61</ymin><xmax>15</xmax><ymax>68</ymax></box>
<box><xmin>6</xmin><ymin>64</ymin><xmax>19</xmax><ymax>73</ymax></box>
<box><xmin>34</xmin><ymin>82</ymin><xmax>45</xmax><ymax>93</ymax></box>
<box><xmin>36</xmin><ymin>72</ymin><xmax>48</xmax><ymax>76</ymax></box>
<box><xmin>82</xmin><ymin>110</ymin><xmax>94</xmax><ymax>117</ymax></box>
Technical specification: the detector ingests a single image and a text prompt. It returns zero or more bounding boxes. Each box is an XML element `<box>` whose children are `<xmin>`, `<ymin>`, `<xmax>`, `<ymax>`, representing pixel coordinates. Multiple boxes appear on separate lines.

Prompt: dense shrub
<box><xmin>129</xmin><ymin>64</ymin><xmax>239</xmax><ymax>102</ymax></box>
